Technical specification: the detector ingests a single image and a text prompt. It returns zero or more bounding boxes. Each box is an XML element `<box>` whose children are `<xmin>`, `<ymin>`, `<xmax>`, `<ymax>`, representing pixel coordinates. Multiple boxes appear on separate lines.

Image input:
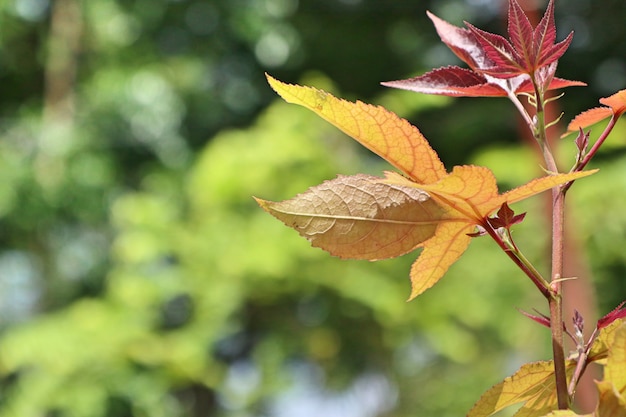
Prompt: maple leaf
<box><xmin>254</xmin><ymin>174</ymin><xmax>445</xmax><ymax>261</ymax></box>
<box><xmin>468</xmin><ymin>320</ymin><xmax>626</xmax><ymax>417</ymax></box>
<box><xmin>467</xmin><ymin>360</ymin><xmax>577</xmax><ymax>417</ymax></box>
<box><xmin>564</xmin><ymin>89</ymin><xmax>626</xmax><ymax>136</ymax></box>
<box><xmin>260</xmin><ymin>75</ymin><xmax>596</xmax><ymax>300</ymax></box>
<box><xmin>382</xmin><ymin>0</ymin><xmax>583</xmax><ymax>98</ymax></box>
<box><xmin>589</xmin><ymin>323</ymin><xmax>626</xmax><ymax>417</ymax></box>
<box><xmin>603</xmin><ymin>324</ymin><xmax>626</xmax><ymax>401</ymax></box>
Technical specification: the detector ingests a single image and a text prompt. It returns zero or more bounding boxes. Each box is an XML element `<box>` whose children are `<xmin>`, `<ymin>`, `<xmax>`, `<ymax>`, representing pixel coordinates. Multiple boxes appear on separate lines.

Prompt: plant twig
<box><xmin>533</xmin><ymin>75</ymin><xmax>571</xmax><ymax>409</ymax></box>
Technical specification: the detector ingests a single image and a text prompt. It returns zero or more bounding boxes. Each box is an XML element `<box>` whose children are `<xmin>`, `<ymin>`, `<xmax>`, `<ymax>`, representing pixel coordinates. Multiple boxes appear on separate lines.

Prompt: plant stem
<box><xmin>532</xmin><ymin>78</ymin><xmax>570</xmax><ymax>409</ymax></box>
<box><xmin>482</xmin><ymin>222</ymin><xmax>551</xmax><ymax>298</ymax></box>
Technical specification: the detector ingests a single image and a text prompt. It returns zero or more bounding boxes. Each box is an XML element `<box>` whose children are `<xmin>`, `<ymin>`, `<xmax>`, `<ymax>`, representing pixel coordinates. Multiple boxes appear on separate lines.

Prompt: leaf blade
<box><xmin>382</xmin><ymin>66</ymin><xmax>508</xmax><ymax>97</ymax></box>
<box><xmin>408</xmin><ymin>221</ymin><xmax>473</xmax><ymax>300</ymax></box>
<box><xmin>465</xmin><ymin>22</ymin><xmax>524</xmax><ymax>77</ymax></box>
<box><xmin>508</xmin><ymin>0</ymin><xmax>535</xmax><ymax>68</ymax></box>
<box><xmin>604</xmin><ymin>323</ymin><xmax>626</xmax><ymax>393</ymax></box>
<box><xmin>489</xmin><ymin>170</ymin><xmax>598</xmax><ymax>214</ymax></box>
<box><xmin>255</xmin><ymin>174</ymin><xmax>445</xmax><ymax>260</ymax></box>
<box><xmin>266</xmin><ymin>74</ymin><xmax>447</xmax><ymax>184</ymax></box>
<box><xmin>468</xmin><ymin>360</ymin><xmax>575</xmax><ymax>417</ymax></box>
<box><xmin>564</xmin><ymin>107</ymin><xmax>613</xmax><ymax>136</ymax></box>
<box><xmin>427</xmin><ymin>11</ymin><xmax>491</xmax><ymax>71</ymax></box>
<box><xmin>600</xmin><ymin>89</ymin><xmax>626</xmax><ymax>116</ymax></box>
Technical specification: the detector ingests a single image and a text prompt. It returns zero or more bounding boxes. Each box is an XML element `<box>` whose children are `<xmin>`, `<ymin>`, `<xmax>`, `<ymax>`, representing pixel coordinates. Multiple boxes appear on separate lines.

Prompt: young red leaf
<box><xmin>426</xmin><ymin>11</ymin><xmax>491</xmax><ymax>72</ymax></box>
<box><xmin>508</xmin><ymin>0</ymin><xmax>535</xmax><ymax>68</ymax></box>
<box><xmin>533</xmin><ymin>0</ymin><xmax>557</xmax><ymax>58</ymax></box>
<box><xmin>255</xmin><ymin>174</ymin><xmax>445</xmax><ymax>260</ymax></box>
<box><xmin>518</xmin><ymin>308</ymin><xmax>551</xmax><ymax>329</ymax></box>
<box><xmin>532</xmin><ymin>0</ymin><xmax>573</xmax><ymax>69</ymax></box>
<box><xmin>538</xmin><ymin>32</ymin><xmax>574</xmax><ymax>69</ymax></box>
<box><xmin>381</xmin><ymin>66</ymin><xmax>508</xmax><ymax>98</ymax></box>
<box><xmin>465</xmin><ymin>22</ymin><xmax>524</xmax><ymax>77</ymax></box>
<box><xmin>387</xmin><ymin>8</ymin><xmax>583</xmax><ymax>99</ymax></box>
<box><xmin>597</xmin><ymin>301</ymin><xmax>626</xmax><ymax>330</ymax></box>
<box><xmin>488</xmin><ymin>202</ymin><xmax>526</xmax><ymax>230</ymax></box>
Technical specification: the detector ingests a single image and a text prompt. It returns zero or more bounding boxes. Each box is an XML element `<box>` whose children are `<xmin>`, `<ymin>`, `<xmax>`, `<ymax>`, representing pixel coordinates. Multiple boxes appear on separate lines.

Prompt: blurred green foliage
<box><xmin>0</xmin><ymin>0</ymin><xmax>624</xmax><ymax>416</ymax></box>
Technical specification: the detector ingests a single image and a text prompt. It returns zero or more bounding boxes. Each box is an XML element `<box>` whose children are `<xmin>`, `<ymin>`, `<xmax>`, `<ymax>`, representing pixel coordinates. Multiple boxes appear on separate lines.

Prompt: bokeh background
<box><xmin>0</xmin><ymin>0</ymin><xmax>625</xmax><ymax>416</ymax></box>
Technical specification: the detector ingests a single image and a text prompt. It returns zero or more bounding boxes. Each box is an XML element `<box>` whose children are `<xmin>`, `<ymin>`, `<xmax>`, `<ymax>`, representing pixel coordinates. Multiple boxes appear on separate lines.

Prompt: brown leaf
<box><xmin>255</xmin><ymin>174</ymin><xmax>445</xmax><ymax>260</ymax></box>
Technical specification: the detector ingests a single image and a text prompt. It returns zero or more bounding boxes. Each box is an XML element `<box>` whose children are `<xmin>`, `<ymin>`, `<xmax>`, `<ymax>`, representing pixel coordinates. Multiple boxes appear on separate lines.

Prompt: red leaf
<box><xmin>597</xmin><ymin>301</ymin><xmax>626</xmax><ymax>330</ymax></box>
<box><xmin>426</xmin><ymin>11</ymin><xmax>493</xmax><ymax>72</ymax></box>
<box><xmin>488</xmin><ymin>202</ymin><xmax>526</xmax><ymax>229</ymax></box>
<box><xmin>508</xmin><ymin>0</ymin><xmax>535</xmax><ymax>67</ymax></box>
<box><xmin>516</xmin><ymin>76</ymin><xmax>585</xmax><ymax>94</ymax></box>
<box><xmin>381</xmin><ymin>67</ymin><xmax>508</xmax><ymax>97</ymax></box>
<box><xmin>538</xmin><ymin>32</ymin><xmax>574</xmax><ymax>68</ymax></box>
<box><xmin>533</xmin><ymin>0</ymin><xmax>557</xmax><ymax>63</ymax></box>
<box><xmin>518</xmin><ymin>308</ymin><xmax>551</xmax><ymax>329</ymax></box>
<box><xmin>424</xmin><ymin>6</ymin><xmax>579</xmax><ymax>86</ymax></box>
<box><xmin>465</xmin><ymin>22</ymin><xmax>524</xmax><ymax>77</ymax></box>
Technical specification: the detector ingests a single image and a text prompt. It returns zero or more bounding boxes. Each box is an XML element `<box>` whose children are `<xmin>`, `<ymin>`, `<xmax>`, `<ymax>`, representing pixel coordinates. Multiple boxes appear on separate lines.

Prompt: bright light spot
<box><xmin>263</xmin><ymin>0</ymin><xmax>298</xmax><ymax>18</ymax></box>
<box><xmin>270</xmin><ymin>362</ymin><xmax>397</xmax><ymax>417</ymax></box>
<box><xmin>218</xmin><ymin>361</ymin><xmax>262</xmax><ymax>410</ymax></box>
<box><xmin>256</xmin><ymin>31</ymin><xmax>291</xmax><ymax>67</ymax></box>
<box><xmin>0</xmin><ymin>251</ymin><xmax>41</xmax><ymax>322</ymax></box>
<box><xmin>13</xmin><ymin>0</ymin><xmax>49</xmax><ymax>21</ymax></box>
<box><xmin>255</xmin><ymin>25</ymin><xmax>300</xmax><ymax>68</ymax></box>
<box><xmin>103</xmin><ymin>14</ymin><xmax>141</xmax><ymax>46</ymax></box>
<box><xmin>125</xmin><ymin>72</ymin><xmax>190</xmax><ymax>167</ymax></box>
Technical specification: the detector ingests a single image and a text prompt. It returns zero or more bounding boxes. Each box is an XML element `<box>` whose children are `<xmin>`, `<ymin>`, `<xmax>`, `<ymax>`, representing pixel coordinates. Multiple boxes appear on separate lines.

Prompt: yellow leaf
<box><xmin>492</xmin><ymin>169</ymin><xmax>598</xmax><ymax>212</ymax></box>
<box><xmin>408</xmin><ymin>221</ymin><xmax>473</xmax><ymax>300</ymax></box>
<box><xmin>589</xmin><ymin>318</ymin><xmax>626</xmax><ymax>363</ymax></box>
<box><xmin>604</xmin><ymin>323</ymin><xmax>626</xmax><ymax>393</ymax></box>
<box><xmin>385</xmin><ymin>167</ymin><xmax>597</xmax><ymax>221</ymax></box>
<box><xmin>541</xmin><ymin>411</ymin><xmax>590</xmax><ymax>417</ymax></box>
<box><xmin>595</xmin><ymin>380</ymin><xmax>626</xmax><ymax>417</ymax></box>
<box><xmin>263</xmin><ymin>76</ymin><xmax>600</xmax><ymax>300</ymax></box>
<box><xmin>468</xmin><ymin>360</ymin><xmax>576</xmax><ymax>417</ymax></box>
<box><xmin>416</xmin><ymin>165</ymin><xmax>499</xmax><ymax>221</ymax></box>
<box><xmin>255</xmin><ymin>174</ymin><xmax>445</xmax><ymax>260</ymax></box>
<box><xmin>266</xmin><ymin>74</ymin><xmax>447</xmax><ymax>184</ymax></box>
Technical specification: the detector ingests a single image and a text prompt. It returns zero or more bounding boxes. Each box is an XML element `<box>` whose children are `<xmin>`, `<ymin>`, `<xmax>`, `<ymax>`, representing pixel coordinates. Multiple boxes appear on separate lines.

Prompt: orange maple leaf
<box><xmin>262</xmin><ymin>75</ymin><xmax>597</xmax><ymax>300</ymax></box>
<box><xmin>564</xmin><ymin>89</ymin><xmax>626</xmax><ymax>136</ymax></box>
